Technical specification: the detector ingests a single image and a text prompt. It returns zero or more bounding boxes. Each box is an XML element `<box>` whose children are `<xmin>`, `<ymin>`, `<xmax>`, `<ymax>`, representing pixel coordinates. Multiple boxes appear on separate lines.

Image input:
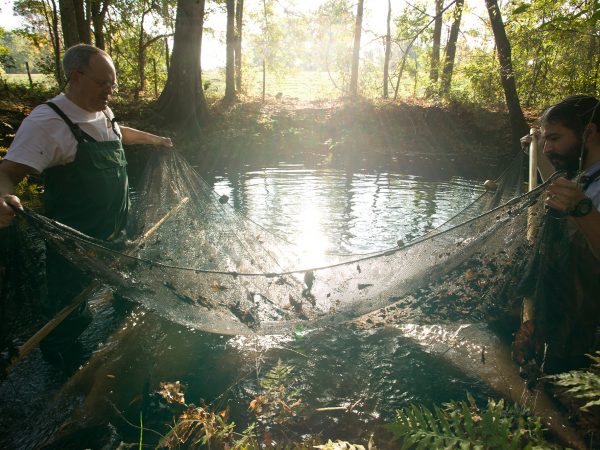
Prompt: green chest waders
<box><xmin>39</xmin><ymin>102</ymin><xmax>129</xmax><ymax>361</ymax></box>
<box><xmin>43</xmin><ymin>102</ymin><xmax>129</xmax><ymax>241</ymax></box>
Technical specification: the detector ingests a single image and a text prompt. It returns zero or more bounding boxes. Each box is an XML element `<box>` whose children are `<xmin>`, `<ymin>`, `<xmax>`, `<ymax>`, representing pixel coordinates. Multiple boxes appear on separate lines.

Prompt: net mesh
<box><xmin>3</xmin><ymin>149</ymin><xmax>598</xmax><ymax>370</ymax></box>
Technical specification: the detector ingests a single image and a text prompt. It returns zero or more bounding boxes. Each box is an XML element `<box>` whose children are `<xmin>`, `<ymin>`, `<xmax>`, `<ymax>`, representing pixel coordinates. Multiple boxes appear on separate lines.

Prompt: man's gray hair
<box><xmin>62</xmin><ymin>44</ymin><xmax>110</xmax><ymax>79</ymax></box>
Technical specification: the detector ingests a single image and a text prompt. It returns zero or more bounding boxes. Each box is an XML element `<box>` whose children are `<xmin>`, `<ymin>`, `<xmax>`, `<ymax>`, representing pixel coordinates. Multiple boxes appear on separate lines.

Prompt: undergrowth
<box><xmin>148</xmin><ymin>358</ymin><xmax>588</xmax><ymax>450</ymax></box>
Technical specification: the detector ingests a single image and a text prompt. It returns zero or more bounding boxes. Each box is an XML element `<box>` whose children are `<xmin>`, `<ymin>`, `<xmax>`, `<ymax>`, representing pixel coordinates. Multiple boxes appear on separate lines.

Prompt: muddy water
<box><xmin>0</xmin><ymin>164</ymin><xmax>501</xmax><ymax>449</ymax></box>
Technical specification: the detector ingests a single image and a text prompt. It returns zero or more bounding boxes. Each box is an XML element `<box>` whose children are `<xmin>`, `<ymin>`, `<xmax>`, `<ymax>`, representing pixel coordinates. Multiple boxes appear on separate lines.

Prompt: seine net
<box><xmin>4</xmin><ymin>149</ymin><xmax>598</xmax><ymax>369</ymax></box>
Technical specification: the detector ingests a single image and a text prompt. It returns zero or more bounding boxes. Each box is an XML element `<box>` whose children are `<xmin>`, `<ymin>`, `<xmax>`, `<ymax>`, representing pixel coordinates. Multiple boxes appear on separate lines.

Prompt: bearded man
<box><xmin>516</xmin><ymin>95</ymin><xmax>600</xmax><ymax>375</ymax></box>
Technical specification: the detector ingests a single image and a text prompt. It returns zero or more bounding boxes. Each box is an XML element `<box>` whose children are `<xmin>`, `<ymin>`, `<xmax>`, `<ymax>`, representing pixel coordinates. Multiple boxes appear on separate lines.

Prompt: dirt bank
<box><xmin>185</xmin><ymin>98</ymin><xmax>516</xmax><ymax>178</ymax></box>
<box><xmin>1</xmin><ymin>94</ymin><xmax>517</xmax><ymax>179</ymax></box>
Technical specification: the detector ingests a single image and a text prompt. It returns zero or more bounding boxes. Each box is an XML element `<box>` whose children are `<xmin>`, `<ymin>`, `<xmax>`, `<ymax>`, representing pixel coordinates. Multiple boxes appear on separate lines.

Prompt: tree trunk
<box><xmin>383</xmin><ymin>0</ymin><xmax>391</xmax><ymax>99</ymax></box>
<box><xmin>73</xmin><ymin>0</ymin><xmax>91</xmax><ymax>44</ymax></box>
<box><xmin>224</xmin><ymin>0</ymin><xmax>236</xmax><ymax>102</ymax></box>
<box><xmin>525</xmin><ymin>53</ymin><xmax>542</xmax><ymax>107</ymax></box>
<box><xmin>164</xmin><ymin>37</ymin><xmax>170</xmax><ymax>71</ymax></box>
<box><xmin>234</xmin><ymin>0</ymin><xmax>244</xmax><ymax>93</ymax></box>
<box><xmin>349</xmin><ymin>0</ymin><xmax>364</xmax><ymax>97</ymax></box>
<box><xmin>429</xmin><ymin>0</ymin><xmax>443</xmax><ymax>84</ymax></box>
<box><xmin>58</xmin><ymin>0</ymin><xmax>80</xmax><ymax>48</ymax></box>
<box><xmin>156</xmin><ymin>0</ymin><xmax>209</xmax><ymax>130</ymax></box>
<box><xmin>440</xmin><ymin>0</ymin><xmax>463</xmax><ymax>96</ymax></box>
<box><xmin>91</xmin><ymin>0</ymin><xmax>109</xmax><ymax>50</ymax></box>
<box><xmin>136</xmin><ymin>5</ymin><xmax>150</xmax><ymax>99</ymax></box>
<box><xmin>485</xmin><ymin>0</ymin><xmax>528</xmax><ymax>148</ymax></box>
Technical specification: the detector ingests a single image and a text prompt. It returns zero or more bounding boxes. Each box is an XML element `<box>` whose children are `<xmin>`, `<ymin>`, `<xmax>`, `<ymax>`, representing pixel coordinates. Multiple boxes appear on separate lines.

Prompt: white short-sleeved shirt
<box><xmin>5</xmin><ymin>93</ymin><xmax>121</xmax><ymax>173</ymax></box>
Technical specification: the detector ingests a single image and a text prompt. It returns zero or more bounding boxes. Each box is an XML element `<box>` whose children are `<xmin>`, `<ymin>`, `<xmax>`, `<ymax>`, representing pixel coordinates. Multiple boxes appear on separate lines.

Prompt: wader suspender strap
<box><xmin>44</xmin><ymin>102</ymin><xmax>98</xmax><ymax>143</ymax></box>
<box><xmin>103</xmin><ymin>111</ymin><xmax>122</xmax><ymax>140</ymax></box>
<box><xmin>581</xmin><ymin>168</ymin><xmax>600</xmax><ymax>191</ymax></box>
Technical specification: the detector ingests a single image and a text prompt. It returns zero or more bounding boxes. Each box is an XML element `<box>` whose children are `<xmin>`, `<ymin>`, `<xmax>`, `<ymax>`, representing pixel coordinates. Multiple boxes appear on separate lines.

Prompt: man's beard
<box><xmin>546</xmin><ymin>138</ymin><xmax>582</xmax><ymax>176</ymax></box>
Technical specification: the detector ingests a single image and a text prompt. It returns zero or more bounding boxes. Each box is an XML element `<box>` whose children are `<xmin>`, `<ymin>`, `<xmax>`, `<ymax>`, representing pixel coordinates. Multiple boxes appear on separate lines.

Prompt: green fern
<box><xmin>251</xmin><ymin>359</ymin><xmax>303</xmax><ymax>426</ymax></box>
<box><xmin>386</xmin><ymin>393</ymin><xmax>557</xmax><ymax>449</ymax></box>
<box><xmin>545</xmin><ymin>351</ymin><xmax>600</xmax><ymax>411</ymax></box>
<box><xmin>259</xmin><ymin>358</ymin><xmax>294</xmax><ymax>391</ymax></box>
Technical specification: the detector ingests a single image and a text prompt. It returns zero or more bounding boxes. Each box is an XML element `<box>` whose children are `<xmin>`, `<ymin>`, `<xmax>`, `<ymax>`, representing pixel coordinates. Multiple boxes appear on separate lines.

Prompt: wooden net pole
<box><xmin>524</xmin><ymin>128</ymin><xmax>539</xmax><ymax>322</ymax></box>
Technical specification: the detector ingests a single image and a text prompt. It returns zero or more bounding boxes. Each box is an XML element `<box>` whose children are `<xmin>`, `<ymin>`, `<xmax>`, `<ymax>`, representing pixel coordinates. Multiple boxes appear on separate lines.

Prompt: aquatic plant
<box><xmin>158</xmin><ymin>403</ymin><xmax>257</xmax><ymax>449</ymax></box>
<box><xmin>156</xmin><ymin>360</ymin><xmax>308</xmax><ymax>449</ymax></box>
<box><xmin>249</xmin><ymin>359</ymin><xmax>303</xmax><ymax>425</ymax></box>
<box><xmin>386</xmin><ymin>393</ymin><xmax>559</xmax><ymax>449</ymax></box>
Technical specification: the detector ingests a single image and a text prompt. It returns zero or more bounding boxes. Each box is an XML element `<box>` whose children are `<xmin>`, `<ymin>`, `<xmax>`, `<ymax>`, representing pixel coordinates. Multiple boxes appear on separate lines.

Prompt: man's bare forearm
<box><xmin>120</xmin><ymin>126</ymin><xmax>173</xmax><ymax>147</ymax></box>
<box><xmin>0</xmin><ymin>172</ymin><xmax>16</xmax><ymax>196</ymax></box>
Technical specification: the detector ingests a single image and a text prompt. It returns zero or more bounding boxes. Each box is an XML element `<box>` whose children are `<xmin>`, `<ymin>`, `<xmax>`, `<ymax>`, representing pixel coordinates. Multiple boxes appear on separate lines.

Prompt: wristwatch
<box><xmin>569</xmin><ymin>197</ymin><xmax>594</xmax><ymax>217</ymax></box>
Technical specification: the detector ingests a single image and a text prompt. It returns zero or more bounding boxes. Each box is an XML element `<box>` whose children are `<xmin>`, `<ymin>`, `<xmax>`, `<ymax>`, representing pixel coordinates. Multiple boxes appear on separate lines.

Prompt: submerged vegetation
<box><xmin>131</xmin><ymin>359</ymin><xmax>593</xmax><ymax>449</ymax></box>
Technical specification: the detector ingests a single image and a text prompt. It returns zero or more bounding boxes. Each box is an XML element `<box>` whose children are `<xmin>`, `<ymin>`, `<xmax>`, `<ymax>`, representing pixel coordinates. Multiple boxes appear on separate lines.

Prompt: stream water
<box><xmin>0</xmin><ymin>163</ymin><xmax>502</xmax><ymax>449</ymax></box>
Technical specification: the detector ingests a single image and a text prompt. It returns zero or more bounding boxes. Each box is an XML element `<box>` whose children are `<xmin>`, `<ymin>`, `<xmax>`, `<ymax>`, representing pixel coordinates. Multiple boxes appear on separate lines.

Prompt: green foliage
<box><xmin>0</xmin><ymin>28</ymin><xmax>15</xmax><ymax>75</ymax></box>
<box><xmin>506</xmin><ymin>0</ymin><xmax>600</xmax><ymax>106</ymax></box>
<box><xmin>11</xmin><ymin>0</ymin><xmax>56</xmax><ymax>77</ymax></box>
<box><xmin>390</xmin><ymin>1</ymin><xmax>436</xmax><ymax>99</ymax></box>
<box><xmin>545</xmin><ymin>351</ymin><xmax>600</xmax><ymax>411</ymax></box>
<box><xmin>106</xmin><ymin>0</ymin><xmax>175</xmax><ymax>98</ymax></box>
<box><xmin>0</xmin><ymin>28</ymin><xmax>39</xmax><ymax>74</ymax></box>
<box><xmin>310</xmin><ymin>0</ymin><xmax>354</xmax><ymax>91</ymax></box>
<box><xmin>386</xmin><ymin>393</ymin><xmax>558</xmax><ymax>449</ymax></box>
<box><xmin>15</xmin><ymin>177</ymin><xmax>42</xmax><ymax>209</ymax></box>
<box><xmin>156</xmin><ymin>381</ymin><xmax>259</xmax><ymax>449</ymax></box>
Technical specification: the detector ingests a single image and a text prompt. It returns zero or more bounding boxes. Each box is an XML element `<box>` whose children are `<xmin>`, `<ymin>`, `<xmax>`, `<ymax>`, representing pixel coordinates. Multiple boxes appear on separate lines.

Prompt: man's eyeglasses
<box><xmin>78</xmin><ymin>71</ymin><xmax>118</xmax><ymax>91</ymax></box>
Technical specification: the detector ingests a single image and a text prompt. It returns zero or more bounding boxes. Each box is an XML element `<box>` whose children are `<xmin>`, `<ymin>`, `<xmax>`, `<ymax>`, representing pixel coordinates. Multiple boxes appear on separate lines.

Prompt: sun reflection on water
<box><xmin>292</xmin><ymin>199</ymin><xmax>332</xmax><ymax>268</ymax></box>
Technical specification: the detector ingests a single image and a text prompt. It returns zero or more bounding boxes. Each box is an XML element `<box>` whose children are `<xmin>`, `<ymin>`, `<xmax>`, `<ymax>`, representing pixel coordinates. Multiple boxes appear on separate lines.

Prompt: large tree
<box><xmin>349</xmin><ymin>0</ymin><xmax>363</xmax><ymax>97</ymax></box>
<box><xmin>485</xmin><ymin>0</ymin><xmax>528</xmax><ymax>147</ymax></box>
<box><xmin>58</xmin><ymin>0</ymin><xmax>80</xmax><ymax>47</ymax></box>
<box><xmin>90</xmin><ymin>0</ymin><xmax>110</xmax><ymax>49</ymax></box>
<box><xmin>156</xmin><ymin>0</ymin><xmax>208</xmax><ymax>130</ymax></box>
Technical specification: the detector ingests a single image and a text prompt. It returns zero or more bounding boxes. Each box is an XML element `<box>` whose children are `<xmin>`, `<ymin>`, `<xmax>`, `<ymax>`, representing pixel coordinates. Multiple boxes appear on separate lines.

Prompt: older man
<box><xmin>0</xmin><ymin>44</ymin><xmax>172</xmax><ymax>363</ymax></box>
<box><xmin>0</xmin><ymin>44</ymin><xmax>171</xmax><ymax>238</ymax></box>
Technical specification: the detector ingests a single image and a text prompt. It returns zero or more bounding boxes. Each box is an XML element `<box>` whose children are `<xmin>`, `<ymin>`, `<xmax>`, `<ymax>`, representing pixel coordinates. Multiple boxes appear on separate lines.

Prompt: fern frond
<box><xmin>386</xmin><ymin>396</ymin><xmax>558</xmax><ymax>449</ymax></box>
<box><xmin>546</xmin><ymin>369</ymin><xmax>600</xmax><ymax>411</ymax></box>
